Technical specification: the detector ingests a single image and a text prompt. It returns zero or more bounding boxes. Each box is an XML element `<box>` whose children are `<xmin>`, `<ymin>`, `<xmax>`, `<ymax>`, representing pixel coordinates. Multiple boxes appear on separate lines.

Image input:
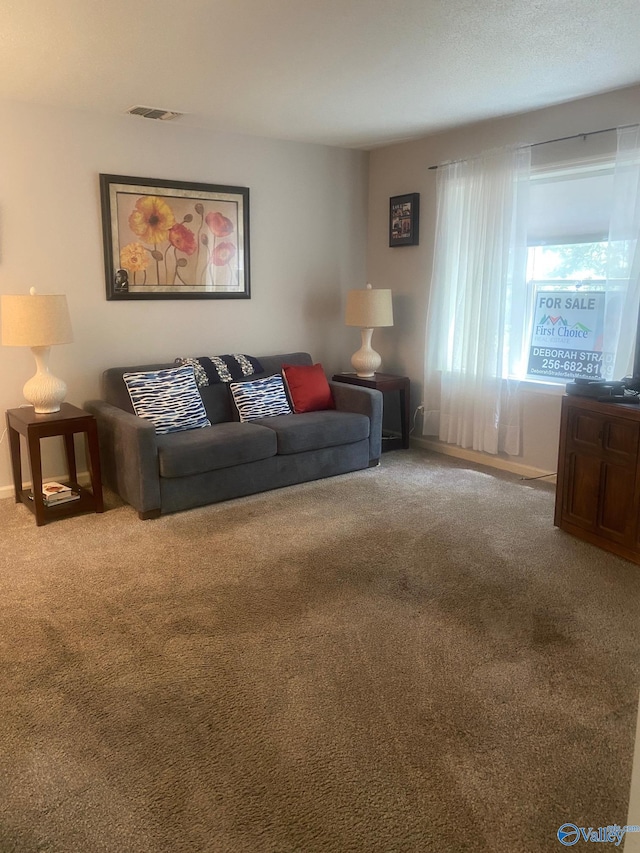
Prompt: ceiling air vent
<box><xmin>125</xmin><ymin>105</ymin><xmax>183</xmax><ymax>121</ymax></box>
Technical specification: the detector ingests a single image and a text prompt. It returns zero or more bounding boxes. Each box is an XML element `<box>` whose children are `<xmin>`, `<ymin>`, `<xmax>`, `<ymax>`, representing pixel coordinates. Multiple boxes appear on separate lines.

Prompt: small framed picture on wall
<box><xmin>389</xmin><ymin>193</ymin><xmax>420</xmax><ymax>247</ymax></box>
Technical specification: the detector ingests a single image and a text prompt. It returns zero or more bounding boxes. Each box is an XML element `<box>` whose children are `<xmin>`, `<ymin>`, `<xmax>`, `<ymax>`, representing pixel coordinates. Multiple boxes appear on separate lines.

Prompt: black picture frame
<box><xmin>389</xmin><ymin>193</ymin><xmax>420</xmax><ymax>247</ymax></box>
<box><xmin>100</xmin><ymin>174</ymin><xmax>250</xmax><ymax>300</ymax></box>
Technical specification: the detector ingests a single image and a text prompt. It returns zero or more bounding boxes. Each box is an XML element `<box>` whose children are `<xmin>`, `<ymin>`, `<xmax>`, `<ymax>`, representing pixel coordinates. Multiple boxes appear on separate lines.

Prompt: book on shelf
<box><xmin>28</xmin><ymin>481</ymin><xmax>81</xmax><ymax>506</ymax></box>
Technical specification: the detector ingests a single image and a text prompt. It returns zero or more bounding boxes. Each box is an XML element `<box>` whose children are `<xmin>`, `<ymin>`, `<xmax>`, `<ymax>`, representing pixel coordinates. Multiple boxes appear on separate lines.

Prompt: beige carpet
<box><xmin>0</xmin><ymin>449</ymin><xmax>638</xmax><ymax>852</ymax></box>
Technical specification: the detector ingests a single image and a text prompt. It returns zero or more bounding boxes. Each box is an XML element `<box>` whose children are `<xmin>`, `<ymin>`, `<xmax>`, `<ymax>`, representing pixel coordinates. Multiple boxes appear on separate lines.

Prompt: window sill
<box><xmin>511</xmin><ymin>378</ymin><xmax>566</xmax><ymax>396</ymax></box>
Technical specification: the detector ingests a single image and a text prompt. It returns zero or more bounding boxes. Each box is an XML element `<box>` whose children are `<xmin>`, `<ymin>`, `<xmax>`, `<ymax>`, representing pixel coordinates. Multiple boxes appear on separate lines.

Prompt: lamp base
<box><xmin>351</xmin><ymin>328</ymin><xmax>382</xmax><ymax>378</ymax></box>
<box><xmin>23</xmin><ymin>346</ymin><xmax>67</xmax><ymax>413</ymax></box>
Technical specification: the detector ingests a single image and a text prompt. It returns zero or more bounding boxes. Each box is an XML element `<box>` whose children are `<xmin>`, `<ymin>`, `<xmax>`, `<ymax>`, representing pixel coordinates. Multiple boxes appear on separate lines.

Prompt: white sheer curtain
<box><xmin>423</xmin><ymin>145</ymin><xmax>531</xmax><ymax>456</ymax></box>
<box><xmin>602</xmin><ymin>125</ymin><xmax>640</xmax><ymax>379</ymax></box>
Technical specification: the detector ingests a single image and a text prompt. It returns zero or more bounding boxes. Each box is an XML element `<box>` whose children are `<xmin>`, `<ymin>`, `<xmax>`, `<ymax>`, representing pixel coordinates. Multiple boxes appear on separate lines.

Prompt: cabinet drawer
<box><xmin>567</xmin><ymin>410</ymin><xmax>639</xmax><ymax>463</ymax></box>
<box><xmin>604</xmin><ymin>419</ymin><xmax>640</xmax><ymax>458</ymax></box>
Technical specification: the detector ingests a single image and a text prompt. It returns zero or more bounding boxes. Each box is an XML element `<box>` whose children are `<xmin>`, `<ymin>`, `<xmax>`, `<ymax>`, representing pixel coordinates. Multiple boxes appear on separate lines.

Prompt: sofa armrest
<box><xmin>84</xmin><ymin>400</ymin><xmax>161</xmax><ymax>516</ymax></box>
<box><xmin>329</xmin><ymin>382</ymin><xmax>383</xmax><ymax>462</ymax></box>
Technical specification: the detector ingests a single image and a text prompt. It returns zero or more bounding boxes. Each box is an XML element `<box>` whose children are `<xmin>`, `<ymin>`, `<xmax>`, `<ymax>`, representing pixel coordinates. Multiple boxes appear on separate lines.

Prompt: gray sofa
<box><xmin>85</xmin><ymin>352</ymin><xmax>382</xmax><ymax>519</ymax></box>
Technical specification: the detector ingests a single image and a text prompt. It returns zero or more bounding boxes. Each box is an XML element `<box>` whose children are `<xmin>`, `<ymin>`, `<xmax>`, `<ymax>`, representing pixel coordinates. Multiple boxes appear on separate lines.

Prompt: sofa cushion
<box><xmin>252</xmin><ymin>410</ymin><xmax>369</xmax><ymax>455</ymax></box>
<box><xmin>156</xmin><ymin>421</ymin><xmax>277</xmax><ymax>478</ymax></box>
<box><xmin>123</xmin><ymin>365</ymin><xmax>211</xmax><ymax>434</ymax></box>
<box><xmin>230</xmin><ymin>374</ymin><xmax>292</xmax><ymax>422</ymax></box>
<box><xmin>257</xmin><ymin>352</ymin><xmax>312</xmax><ymax>376</ymax></box>
<box><xmin>282</xmin><ymin>363</ymin><xmax>335</xmax><ymax>413</ymax></box>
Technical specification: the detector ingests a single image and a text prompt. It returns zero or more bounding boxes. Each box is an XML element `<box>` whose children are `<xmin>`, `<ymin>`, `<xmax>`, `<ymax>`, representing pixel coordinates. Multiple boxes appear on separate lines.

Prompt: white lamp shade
<box><xmin>1</xmin><ymin>293</ymin><xmax>73</xmax><ymax>347</ymax></box>
<box><xmin>345</xmin><ymin>286</ymin><xmax>393</xmax><ymax>328</ymax></box>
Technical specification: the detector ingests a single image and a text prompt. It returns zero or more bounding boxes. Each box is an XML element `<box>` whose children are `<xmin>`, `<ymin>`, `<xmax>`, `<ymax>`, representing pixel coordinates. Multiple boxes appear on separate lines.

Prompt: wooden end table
<box><xmin>332</xmin><ymin>372</ymin><xmax>410</xmax><ymax>451</ymax></box>
<box><xmin>6</xmin><ymin>403</ymin><xmax>104</xmax><ymax>526</ymax></box>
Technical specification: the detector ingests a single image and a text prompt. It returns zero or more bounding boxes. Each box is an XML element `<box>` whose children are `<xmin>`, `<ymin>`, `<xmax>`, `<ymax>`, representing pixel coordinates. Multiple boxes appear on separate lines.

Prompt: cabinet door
<box><xmin>599</xmin><ymin>416</ymin><xmax>639</xmax><ymax>544</ymax></box>
<box><xmin>599</xmin><ymin>461</ymin><xmax>637</xmax><ymax>543</ymax></box>
<box><xmin>562</xmin><ymin>450</ymin><xmax>601</xmax><ymax>531</ymax></box>
<box><xmin>562</xmin><ymin>407</ymin><xmax>639</xmax><ymax>545</ymax></box>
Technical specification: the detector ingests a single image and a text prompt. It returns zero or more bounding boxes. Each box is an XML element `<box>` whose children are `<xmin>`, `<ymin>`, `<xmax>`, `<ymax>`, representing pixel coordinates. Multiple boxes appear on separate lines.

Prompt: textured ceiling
<box><xmin>1</xmin><ymin>0</ymin><xmax>639</xmax><ymax>149</ymax></box>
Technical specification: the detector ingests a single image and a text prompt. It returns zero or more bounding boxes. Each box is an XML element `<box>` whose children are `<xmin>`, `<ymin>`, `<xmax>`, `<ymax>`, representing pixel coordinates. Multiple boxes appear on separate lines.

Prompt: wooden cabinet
<box><xmin>555</xmin><ymin>395</ymin><xmax>640</xmax><ymax>564</ymax></box>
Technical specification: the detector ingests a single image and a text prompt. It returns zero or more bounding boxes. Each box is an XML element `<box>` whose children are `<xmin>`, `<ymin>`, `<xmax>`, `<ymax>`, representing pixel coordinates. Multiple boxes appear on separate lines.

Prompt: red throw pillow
<box><xmin>282</xmin><ymin>363</ymin><xmax>335</xmax><ymax>413</ymax></box>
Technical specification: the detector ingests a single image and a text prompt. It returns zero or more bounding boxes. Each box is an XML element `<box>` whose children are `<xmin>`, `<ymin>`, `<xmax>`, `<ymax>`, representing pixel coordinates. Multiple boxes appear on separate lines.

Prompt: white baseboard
<box><xmin>0</xmin><ymin>471</ymin><xmax>91</xmax><ymax>501</ymax></box>
<box><xmin>0</xmin><ymin>484</ymin><xmax>15</xmax><ymax>500</ymax></box>
<box><xmin>410</xmin><ymin>436</ymin><xmax>557</xmax><ymax>484</ymax></box>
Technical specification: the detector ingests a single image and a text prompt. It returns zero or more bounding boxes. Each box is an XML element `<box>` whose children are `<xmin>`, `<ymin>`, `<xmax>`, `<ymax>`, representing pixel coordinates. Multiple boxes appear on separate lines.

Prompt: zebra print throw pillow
<box><xmin>174</xmin><ymin>354</ymin><xmax>263</xmax><ymax>387</ymax></box>
<box><xmin>123</xmin><ymin>365</ymin><xmax>211</xmax><ymax>434</ymax></box>
<box><xmin>229</xmin><ymin>374</ymin><xmax>292</xmax><ymax>422</ymax></box>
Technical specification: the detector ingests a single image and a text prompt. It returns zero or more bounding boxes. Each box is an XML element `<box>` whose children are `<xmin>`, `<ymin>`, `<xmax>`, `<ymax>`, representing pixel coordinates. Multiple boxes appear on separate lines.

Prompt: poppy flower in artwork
<box><xmin>128</xmin><ymin>196</ymin><xmax>175</xmax><ymax>244</ymax></box>
<box><xmin>168</xmin><ymin>223</ymin><xmax>197</xmax><ymax>255</ymax></box>
<box><xmin>211</xmin><ymin>242</ymin><xmax>236</xmax><ymax>266</ymax></box>
<box><xmin>119</xmin><ymin>242</ymin><xmax>150</xmax><ymax>272</ymax></box>
<box><xmin>205</xmin><ymin>211</ymin><xmax>234</xmax><ymax>238</ymax></box>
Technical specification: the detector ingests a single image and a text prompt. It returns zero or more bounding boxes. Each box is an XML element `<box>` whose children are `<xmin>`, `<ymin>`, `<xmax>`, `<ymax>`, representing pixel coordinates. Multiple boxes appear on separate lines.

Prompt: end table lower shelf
<box><xmin>19</xmin><ymin>483</ymin><xmax>100</xmax><ymax>523</ymax></box>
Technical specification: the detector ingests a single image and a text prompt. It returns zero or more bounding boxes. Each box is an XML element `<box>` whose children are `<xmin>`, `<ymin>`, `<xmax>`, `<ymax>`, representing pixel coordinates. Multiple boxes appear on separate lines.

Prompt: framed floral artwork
<box><xmin>99</xmin><ymin>174</ymin><xmax>250</xmax><ymax>300</ymax></box>
<box><xmin>389</xmin><ymin>193</ymin><xmax>419</xmax><ymax>247</ymax></box>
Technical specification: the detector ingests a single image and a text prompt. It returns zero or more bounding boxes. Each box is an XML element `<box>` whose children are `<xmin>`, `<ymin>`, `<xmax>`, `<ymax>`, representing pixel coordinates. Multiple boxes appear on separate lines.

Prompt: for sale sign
<box><xmin>527</xmin><ymin>289</ymin><xmax>613</xmax><ymax>380</ymax></box>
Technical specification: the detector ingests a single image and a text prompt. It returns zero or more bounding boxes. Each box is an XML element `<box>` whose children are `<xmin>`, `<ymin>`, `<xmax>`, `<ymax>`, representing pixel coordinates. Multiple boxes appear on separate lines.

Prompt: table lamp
<box><xmin>345</xmin><ymin>283</ymin><xmax>393</xmax><ymax>377</ymax></box>
<box><xmin>1</xmin><ymin>288</ymin><xmax>73</xmax><ymax>413</ymax></box>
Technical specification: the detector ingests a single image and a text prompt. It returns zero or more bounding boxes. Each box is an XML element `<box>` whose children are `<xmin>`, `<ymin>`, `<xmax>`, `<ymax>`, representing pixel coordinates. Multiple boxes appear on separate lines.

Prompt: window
<box><xmin>424</xmin><ymin>127</ymin><xmax>640</xmax><ymax>457</ymax></box>
<box><xmin>518</xmin><ymin>163</ymin><xmax>618</xmax><ymax>383</ymax></box>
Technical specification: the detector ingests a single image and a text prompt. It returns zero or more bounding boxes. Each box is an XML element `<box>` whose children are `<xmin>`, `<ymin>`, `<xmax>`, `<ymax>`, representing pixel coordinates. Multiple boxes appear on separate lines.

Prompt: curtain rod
<box><xmin>427</xmin><ymin>123</ymin><xmax>638</xmax><ymax>170</ymax></box>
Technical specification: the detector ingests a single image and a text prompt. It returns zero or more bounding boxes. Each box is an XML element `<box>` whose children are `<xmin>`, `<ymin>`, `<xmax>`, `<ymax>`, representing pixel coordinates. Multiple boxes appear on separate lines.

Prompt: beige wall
<box><xmin>0</xmin><ymin>101</ymin><xmax>368</xmax><ymax>493</ymax></box>
<box><xmin>367</xmin><ymin>84</ymin><xmax>640</xmax><ymax>474</ymax></box>
<box><xmin>4</xmin><ymin>87</ymin><xmax>640</xmax><ymax>492</ymax></box>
